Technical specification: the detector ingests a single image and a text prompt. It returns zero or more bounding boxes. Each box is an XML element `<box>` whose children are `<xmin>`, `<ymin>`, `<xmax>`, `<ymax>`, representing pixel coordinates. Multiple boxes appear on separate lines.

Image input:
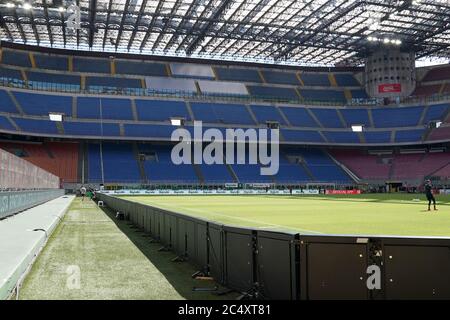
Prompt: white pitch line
<box><xmin>142</xmin><ymin>201</ymin><xmax>324</xmax><ymax>235</ymax></box>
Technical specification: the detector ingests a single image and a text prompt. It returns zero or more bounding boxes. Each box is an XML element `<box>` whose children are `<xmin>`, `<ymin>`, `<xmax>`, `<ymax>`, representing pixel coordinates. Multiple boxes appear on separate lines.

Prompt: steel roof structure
<box><xmin>0</xmin><ymin>0</ymin><xmax>449</xmax><ymax>66</ymax></box>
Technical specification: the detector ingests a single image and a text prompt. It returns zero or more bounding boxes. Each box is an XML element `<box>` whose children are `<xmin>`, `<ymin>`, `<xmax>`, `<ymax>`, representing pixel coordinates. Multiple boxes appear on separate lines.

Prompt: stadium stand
<box><xmin>371</xmin><ymin>106</ymin><xmax>423</xmax><ymax>128</ymax></box>
<box><xmin>135</xmin><ymin>99</ymin><xmax>191</xmax><ymax>121</ymax></box>
<box><xmin>310</xmin><ymin>108</ymin><xmax>345</xmax><ymax>128</ymax></box>
<box><xmin>334</xmin><ymin>73</ymin><xmax>360</xmax><ymax>87</ymax></box>
<box><xmin>0</xmin><ymin>89</ymin><xmax>19</xmax><ymax>113</ymax></box>
<box><xmin>13</xmin><ymin>91</ymin><xmax>72</xmax><ymax>116</ymax></box>
<box><xmin>422</xmin><ymin>65</ymin><xmax>450</xmax><ymax>82</ymax></box>
<box><xmin>260</xmin><ymin>70</ymin><xmax>300</xmax><ymax>85</ymax></box>
<box><xmin>0</xmin><ymin>141</ymin><xmax>78</xmax><ymax>183</ymax></box>
<box><xmin>73</xmin><ymin>57</ymin><xmax>110</xmax><ymax>73</ymax></box>
<box><xmin>34</xmin><ymin>53</ymin><xmax>68</xmax><ymax>71</ymax></box>
<box><xmin>116</xmin><ymin>60</ymin><xmax>168</xmax><ymax>77</ymax></box>
<box><xmin>299</xmin><ymin>73</ymin><xmax>330</xmax><ymax>86</ymax></box>
<box><xmin>299</xmin><ymin>89</ymin><xmax>346</xmax><ymax>103</ymax></box>
<box><xmin>279</xmin><ymin>107</ymin><xmax>319</xmax><ymax>127</ymax></box>
<box><xmin>250</xmin><ymin>105</ymin><xmax>287</xmax><ymax>125</ymax></box>
<box><xmin>213</xmin><ymin>67</ymin><xmax>262</xmax><ymax>83</ymax></box>
<box><xmin>190</xmin><ymin>102</ymin><xmax>255</xmax><ymax>124</ymax></box>
<box><xmin>332</xmin><ymin>149</ymin><xmax>392</xmax><ymax>180</ymax></box>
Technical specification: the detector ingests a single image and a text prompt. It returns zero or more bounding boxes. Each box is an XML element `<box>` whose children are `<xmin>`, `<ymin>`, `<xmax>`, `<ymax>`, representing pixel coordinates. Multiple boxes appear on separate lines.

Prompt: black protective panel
<box><xmin>185</xmin><ymin>220</ymin><xmax>196</xmax><ymax>261</ymax></box>
<box><xmin>224</xmin><ymin>227</ymin><xmax>254</xmax><ymax>292</ymax></box>
<box><xmin>192</xmin><ymin>221</ymin><xmax>208</xmax><ymax>269</ymax></box>
<box><xmin>305</xmin><ymin>243</ymin><xmax>368</xmax><ymax>300</ymax></box>
<box><xmin>384</xmin><ymin>245</ymin><xmax>450</xmax><ymax>300</ymax></box>
<box><xmin>174</xmin><ymin>217</ymin><xmax>187</xmax><ymax>257</ymax></box>
<box><xmin>257</xmin><ymin>231</ymin><xmax>297</xmax><ymax>300</ymax></box>
<box><xmin>208</xmin><ymin>223</ymin><xmax>224</xmax><ymax>283</ymax></box>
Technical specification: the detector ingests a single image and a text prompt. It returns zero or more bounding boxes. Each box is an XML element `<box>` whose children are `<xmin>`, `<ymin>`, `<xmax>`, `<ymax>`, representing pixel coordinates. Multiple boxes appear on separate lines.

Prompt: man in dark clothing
<box><xmin>425</xmin><ymin>180</ymin><xmax>437</xmax><ymax>212</ymax></box>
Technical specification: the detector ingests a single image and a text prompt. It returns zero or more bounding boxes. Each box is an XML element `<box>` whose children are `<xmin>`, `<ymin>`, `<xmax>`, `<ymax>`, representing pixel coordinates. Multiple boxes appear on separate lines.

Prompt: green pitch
<box><xmin>19</xmin><ymin>198</ymin><xmax>236</xmax><ymax>300</ymax></box>
<box><xmin>123</xmin><ymin>193</ymin><xmax>450</xmax><ymax>237</ymax></box>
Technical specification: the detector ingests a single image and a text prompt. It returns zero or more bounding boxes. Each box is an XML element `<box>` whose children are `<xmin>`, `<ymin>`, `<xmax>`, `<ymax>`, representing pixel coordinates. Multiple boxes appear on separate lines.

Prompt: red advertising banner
<box><xmin>378</xmin><ymin>83</ymin><xmax>402</xmax><ymax>93</ymax></box>
<box><xmin>326</xmin><ymin>190</ymin><xmax>361</xmax><ymax>195</ymax></box>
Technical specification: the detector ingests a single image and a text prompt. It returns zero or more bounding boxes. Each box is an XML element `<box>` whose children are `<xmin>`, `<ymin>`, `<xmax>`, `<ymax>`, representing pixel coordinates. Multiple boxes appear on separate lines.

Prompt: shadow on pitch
<box><xmin>98</xmin><ymin>205</ymin><xmax>238</xmax><ymax>300</ymax></box>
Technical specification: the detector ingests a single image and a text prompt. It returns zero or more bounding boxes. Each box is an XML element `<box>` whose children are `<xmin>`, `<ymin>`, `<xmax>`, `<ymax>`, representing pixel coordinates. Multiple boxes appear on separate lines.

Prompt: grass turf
<box><xmin>19</xmin><ymin>198</ymin><xmax>236</xmax><ymax>300</ymax></box>
<box><xmin>122</xmin><ymin>193</ymin><xmax>450</xmax><ymax>237</ymax></box>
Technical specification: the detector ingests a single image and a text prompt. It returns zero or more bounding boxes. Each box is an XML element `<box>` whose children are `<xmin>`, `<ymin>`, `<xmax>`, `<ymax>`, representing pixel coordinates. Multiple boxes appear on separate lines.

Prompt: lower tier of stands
<box><xmin>332</xmin><ymin>149</ymin><xmax>450</xmax><ymax>182</ymax></box>
<box><xmin>0</xmin><ymin>141</ymin><xmax>78</xmax><ymax>183</ymax></box>
<box><xmin>85</xmin><ymin>143</ymin><xmax>352</xmax><ymax>184</ymax></box>
<box><xmin>1</xmin><ymin>140</ymin><xmax>448</xmax><ymax>185</ymax></box>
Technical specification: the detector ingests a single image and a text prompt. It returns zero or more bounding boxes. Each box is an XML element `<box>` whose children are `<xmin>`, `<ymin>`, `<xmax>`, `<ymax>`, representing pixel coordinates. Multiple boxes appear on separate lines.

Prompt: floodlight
<box><xmin>351</xmin><ymin>125</ymin><xmax>364</xmax><ymax>133</ymax></box>
<box><xmin>49</xmin><ymin>113</ymin><xmax>63</xmax><ymax>122</ymax></box>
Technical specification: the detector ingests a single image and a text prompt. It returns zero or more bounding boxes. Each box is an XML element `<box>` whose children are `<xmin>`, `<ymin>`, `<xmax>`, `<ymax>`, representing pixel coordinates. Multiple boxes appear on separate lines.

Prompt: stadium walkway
<box><xmin>17</xmin><ymin>198</ymin><xmax>235</xmax><ymax>300</ymax></box>
<box><xmin>0</xmin><ymin>195</ymin><xmax>75</xmax><ymax>300</ymax></box>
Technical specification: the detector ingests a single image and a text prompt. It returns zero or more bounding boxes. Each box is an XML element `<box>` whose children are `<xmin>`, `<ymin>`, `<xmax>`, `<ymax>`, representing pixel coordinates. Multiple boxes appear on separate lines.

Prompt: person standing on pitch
<box><xmin>425</xmin><ymin>180</ymin><xmax>437</xmax><ymax>212</ymax></box>
<box><xmin>80</xmin><ymin>185</ymin><xmax>87</xmax><ymax>202</ymax></box>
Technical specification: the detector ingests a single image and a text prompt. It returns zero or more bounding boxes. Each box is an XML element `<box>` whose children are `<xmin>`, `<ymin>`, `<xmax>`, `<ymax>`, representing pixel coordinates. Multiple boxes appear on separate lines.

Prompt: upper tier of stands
<box><xmin>413</xmin><ymin>65</ymin><xmax>450</xmax><ymax>98</ymax></box>
<box><xmin>0</xmin><ymin>87</ymin><xmax>448</xmax><ymax>145</ymax></box>
<box><xmin>0</xmin><ymin>47</ymin><xmax>367</xmax><ymax>104</ymax></box>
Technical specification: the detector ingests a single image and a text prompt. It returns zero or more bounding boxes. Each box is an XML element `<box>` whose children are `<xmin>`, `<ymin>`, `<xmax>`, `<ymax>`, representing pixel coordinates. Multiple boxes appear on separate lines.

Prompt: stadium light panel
<box><xmin>22</xmin><ymin>2</ymin><xmax>32</xmax><ymax>10</ymax></box>
<box><xmin>49</xmin><ymin>113</ymin><xmax>63</xmax><ymax>122</ymax></box>
<box><xmin>171</xmin><ymin>118</ymin><xmax>184</xmax><ymax>126</ymax></box>
<box><xmin>351</xmin><ymin>125</ymin><xmax>364</xmax><ymax>132</ymax></box>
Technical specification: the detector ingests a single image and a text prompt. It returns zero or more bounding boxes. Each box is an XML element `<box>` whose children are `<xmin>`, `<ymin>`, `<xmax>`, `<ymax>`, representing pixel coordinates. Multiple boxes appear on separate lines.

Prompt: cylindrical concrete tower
<box><xmin>365</xmin><ymin>49</ymin><xmax>416</xmax><ymax>98</ymax></box>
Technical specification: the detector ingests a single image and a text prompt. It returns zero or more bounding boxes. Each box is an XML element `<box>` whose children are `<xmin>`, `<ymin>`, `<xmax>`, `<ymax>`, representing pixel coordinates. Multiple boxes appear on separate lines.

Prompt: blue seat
<box><xmin>135</xmin><ymin>100</ymin><xmax>190</xmax><ymax>121</ymax></box>
<box><xmin>115</xmin><ymin>61</ymin><xmax>168</xmax><ymax>77</ymax></box>
<box><xmin>190</xmin><ymin>103</ymin><xmax>255</xmax><ymax>125</ymax></box>
<box><xmin>88</xmin><ymin>144</ymin><xmax>103</xmax><ymax>182</ymax></box>
<box><xmin>86</xmin><ymin>76</ymin><xmax>142</xmax><ymax>89</ymax></box>
<box><xmin>423</xmin><ymin>103</ymin><xmax>449</xmax><ymax>123</ymax></box>
<box><xmin>77</xmin><ymin>97</ymin><xmax>133</xmax><ymax>120</ymax></box>
<box><xmin>214</xmin><ymin>67</ymin><xmax>262</xmax><ymax>83</ymax></box>
<box><xmin>334</xmin><ymin>74</ymin><xmax>360</xmax><ymax>86</ymax></box>
<box><xmin>395</xmin><ymin>129</ymin><xmax>424</xmax><ymax>143</ymax></box>
<box><xmin>297</xmin><ymin>149</ymin><xmax>350</xmax><ymax>182</ymax></box>
<box><xmin>0</xmin><ymin>116</ymin><xmax>15</xmax><ymax>131</ymax></box>
<box><xmin>364</xmin><ymin>131</ymin><xmax>392</xmax><ymax>143</ymax></box>
<box><xmin>124</xmin><ymin>124</ymin><xmax>175</xmax><ymax>138</ymax></box>
<box><xmin>340</xmin><ymin>109</ymin><xmax>371</xmax><ymax>127</ymax></box>
<box><xmin>1</xmin><ymin>49</ymin><xmax>31</xmax><ymax>67</ymax></box>
<box><xmin>199</xmin><ymin>164</ymin><xmax>234</xmax><ymax>183</ymax></box>
<box><xmin>250</xmin><ymin>105</ymin><xmax>287</xmax><ymax>125</ymax></box>
<box><xmin>299</xmin><ymin>89</ymin><xmax>346</xmax><ymax>103</ymax></box>
<box><xmin>310</xmin><ymin>108</ymin><xmax>344</xmax><ymax>128</ymax></box>
<box><xmin>63</xmin><ymin>122</ymin><xmax>120</xmax><ymax>136</ymax></box>
<box><xmin>372</xmin><ymin>107</ymin><xmax>423</xmax><ymax>128</ymax></box>
<box><xmin>300</xmin><ymin>73</ymin><xmax>330</xmax><ymax>86</ymax></box>
<box><xmin>13</xmin><ymin>118</ymin><xmax>58</xmax><ymax>134</ymax></box>
<box><xmin>261</xmin><ymin>71</ymin><xmax>300</xmax><ymax>85</ymax></box>
<box><xmin>323</xmin><ymin>131</ymin><xmax>360</xmax><ymax>143</ymax></box>
<box><xmin>0</xmin><ymin>66</ymin><xmax>23</xmax><ymax>81</ymax></box>
<box><xmin>281</xmin><ymin>129</ymin><xmax>324</xmax><ymax>142</ymax></box>
<box><xmin>27</xmin><ymin>71</ymin><xmax>80</xmax><ymax>88</ymax></box>
<box><xmin>247</xmin><ymin>86</ymin><xmax>299</xmax><ymax>100</ymax></box>
<box><xmin>13</xmin><ymin>92</ymin><xmax>72</xmax><ymax>116</ymax></box>
<box><xmin>0</xmin><ymin>90</ymin><xmax>19</xmax><ymax>113</ymax></box>
<box><xmin>73</xmin><ymin>57</ymin><xmax>110</xmax><ymax>73</ymax></box>
<box><xmin>101</xmin><ymin>143</ymin><xmax>141</xmax><ymax>183</ymax></box>
<box><xmin>34</xmin><ymin>54</ymin><xmax>68</xmax><ymax>71</ymax></box>
<box><xmin>351</xmin><ymin>89</ymin><xmax>369</xmax><ymax>99</ymax></box>
<box><xmin>279</xmin><ymin>107</ymin><xmax>319</xmax><ymax>127</ymax></box>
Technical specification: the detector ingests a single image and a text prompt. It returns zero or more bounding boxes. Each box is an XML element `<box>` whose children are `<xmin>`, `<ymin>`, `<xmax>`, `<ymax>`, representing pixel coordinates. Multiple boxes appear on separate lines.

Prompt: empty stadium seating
<box><xmin>135</xmin><ymin>99</ymin><xmax>191</xmax><ymax>122</ymax></box>
<box><xmin>0</xmin><ymin>141</ymin><xmax>78</xmax><ymax>183</ymax></box>
<box><xmin>13</xmin><ymin>92</ymin><xmax>72</xmax><ymax>116</ymax></box>
<box><xmin>333</xmin><ymin>149</ymin><xmax>450</xmax><ymax>181</ymax></box>
<box><xmin>190</xmin><ymin>103</ymin><xmax>255</xmax><ymax>124</ymax></box>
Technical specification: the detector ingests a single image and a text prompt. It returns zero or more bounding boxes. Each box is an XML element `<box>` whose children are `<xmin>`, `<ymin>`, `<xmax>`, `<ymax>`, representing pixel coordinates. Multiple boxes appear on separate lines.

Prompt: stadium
<box><xmin>0</xmin><ymin>0</ymin><xmax>449</xmax><ymax>301</ymax></box>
